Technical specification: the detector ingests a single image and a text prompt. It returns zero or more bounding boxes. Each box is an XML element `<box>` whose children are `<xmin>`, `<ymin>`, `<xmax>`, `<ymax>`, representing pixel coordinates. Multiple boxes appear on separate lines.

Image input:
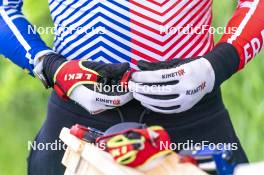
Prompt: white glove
<box><xmin>128</xmin><ymin>58</ymin><xmax>215</xmax><ymax>114</ymax></box>
<box><xmin>70</xmin><ymin>84</ymin><xmax>133</xmax><ymax>114</ymax></box>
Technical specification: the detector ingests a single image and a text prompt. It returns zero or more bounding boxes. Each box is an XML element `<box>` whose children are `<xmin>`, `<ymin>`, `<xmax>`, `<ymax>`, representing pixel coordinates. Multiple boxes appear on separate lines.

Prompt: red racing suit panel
<box><xmin>220</xmin><ymin>0</ymin><xmax>264</xmax><ymax>70</ymax></box>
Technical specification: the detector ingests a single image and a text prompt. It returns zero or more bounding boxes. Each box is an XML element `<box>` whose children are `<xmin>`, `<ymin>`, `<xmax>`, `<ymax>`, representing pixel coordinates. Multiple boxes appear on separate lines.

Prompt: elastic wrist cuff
<box><xmin>33</xmin><ymin>50</ymin><xmax>55</xmax><ymax>67</ymax></box>
<box><xmin>43</xmin><ymin>53</ymin><xmax>66</xmax><ymax>87</ymax></box>
<box><xmin>204</xmin><ymin>43</ymin><xmax>240</xmax><ymax>87</ymax></box>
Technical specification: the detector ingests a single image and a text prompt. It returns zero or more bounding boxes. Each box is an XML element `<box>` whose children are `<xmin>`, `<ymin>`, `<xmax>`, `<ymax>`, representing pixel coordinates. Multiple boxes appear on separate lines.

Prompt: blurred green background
<box><xmin>0</xmin><ymin>0</ymin><xmax>264</xmax><ymax>174</ymax></box>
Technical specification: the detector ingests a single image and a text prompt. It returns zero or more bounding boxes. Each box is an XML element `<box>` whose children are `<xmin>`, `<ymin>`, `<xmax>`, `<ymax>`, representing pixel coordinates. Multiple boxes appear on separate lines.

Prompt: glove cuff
<box><xmin>43</xmin><ymin>53</ymin><xmax>67</xmax><ymax>87</ymax></box>
<box><xmin>204</xmin><ymin>43</ymin><xmax>240</xmax><ymax>88</ymax></box>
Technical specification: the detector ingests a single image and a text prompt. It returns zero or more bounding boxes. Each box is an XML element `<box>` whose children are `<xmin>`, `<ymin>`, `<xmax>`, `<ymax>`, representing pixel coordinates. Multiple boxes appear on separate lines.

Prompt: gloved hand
<box><xmin>41</xmin><ymin>53</ymin><xmax>133</xmax><ymax>114</ymax></box>
<box><xmin>129</xmin><ymin>43</ymin><xmax>240</xmax><ymax>114</ymax></box>
<box><xmin>96</xmin><ymin>123</ymin><xmax>172</xmax><ymax>169</ymax></box>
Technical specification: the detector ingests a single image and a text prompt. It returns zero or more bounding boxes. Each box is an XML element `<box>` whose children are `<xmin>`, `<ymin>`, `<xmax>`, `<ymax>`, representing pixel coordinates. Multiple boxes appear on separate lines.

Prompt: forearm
<box><xmin>219</xmin><ymin>0</ymin><xmax>264</xmax><ymax>70</ymax></box>
<box><xmin>0</xmin><ymin>1</ymin><xmax>53</xmax><ymax>75</ymax></box>
<box><xmin>204</xmin><ymin>0</ymin><xmax>264</xmax><ymax>87</ymax></box>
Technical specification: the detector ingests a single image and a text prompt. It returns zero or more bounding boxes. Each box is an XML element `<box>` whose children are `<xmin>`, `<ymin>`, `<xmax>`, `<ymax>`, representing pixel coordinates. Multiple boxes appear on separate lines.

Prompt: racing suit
<box><xmin>1</xmin><ymin>0</ymin><xmax>264</xmax><ymax>174</ymax></box>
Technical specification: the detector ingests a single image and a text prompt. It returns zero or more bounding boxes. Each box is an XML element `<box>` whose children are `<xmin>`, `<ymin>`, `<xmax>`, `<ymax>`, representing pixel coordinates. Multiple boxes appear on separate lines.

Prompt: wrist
<box><xmin>204</xmin><ymin>43</ymin><xmax>240</xmax><ymax>87</ymax></box>
<box><xmin>42</xmin><ymin>53</ymin><xmax>67</xmax><ymax>87</ymax></box>
<box><xmin>33</xmin><ymin>52</ymin><xmax>56</xmax><ymax>88</ymax></box>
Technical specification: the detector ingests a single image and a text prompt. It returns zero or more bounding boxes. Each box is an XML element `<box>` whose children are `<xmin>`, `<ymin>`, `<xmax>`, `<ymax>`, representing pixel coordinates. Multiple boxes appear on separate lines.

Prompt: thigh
<box><xmin>27</xmin><ymin>97</ymin><xmax>119</xmax><ymax>175</ymax></box>
<box><xmin>144</xmin><ymin>109</ymin><xmax>249</xmax><ymax>164</ymax></box>
<box><xmin>168</xmin><ymin>109</ymin><xmax>248</xmax><ymax>164</ymax></box>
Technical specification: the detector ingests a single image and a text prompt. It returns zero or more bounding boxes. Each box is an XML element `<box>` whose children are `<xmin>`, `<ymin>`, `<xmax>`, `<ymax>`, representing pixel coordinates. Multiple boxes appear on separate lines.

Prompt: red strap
<box><xmin>180</xmin><ymin>156</ymin><xmax>197</xmax><ymax>165</ymax></box>
<box><xmin>54</xmin><ymin>84</ymin><xmax>69</xmax><ymax>100</ymax></box>
<box><xmin>120</xmin><ymin>69</ymin><xmax>137</xmax><ymax>88</ymax></box>
<box><xmin>70</xmin><ymin>124</ymin><xmax>88</xmax><ymax>139</ymax></box>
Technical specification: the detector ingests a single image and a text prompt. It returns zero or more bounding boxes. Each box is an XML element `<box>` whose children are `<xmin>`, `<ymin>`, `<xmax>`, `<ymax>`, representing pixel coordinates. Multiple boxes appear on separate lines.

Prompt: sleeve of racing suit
<box><xmin>0</xmin><ymin>0</ymin><xmax>53</xmax><ymax>75</ymax></box>
<box><xmin>219</xmin><ymin>0</ymin><xmax>264</xmax><ymax>70</ymax></box>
